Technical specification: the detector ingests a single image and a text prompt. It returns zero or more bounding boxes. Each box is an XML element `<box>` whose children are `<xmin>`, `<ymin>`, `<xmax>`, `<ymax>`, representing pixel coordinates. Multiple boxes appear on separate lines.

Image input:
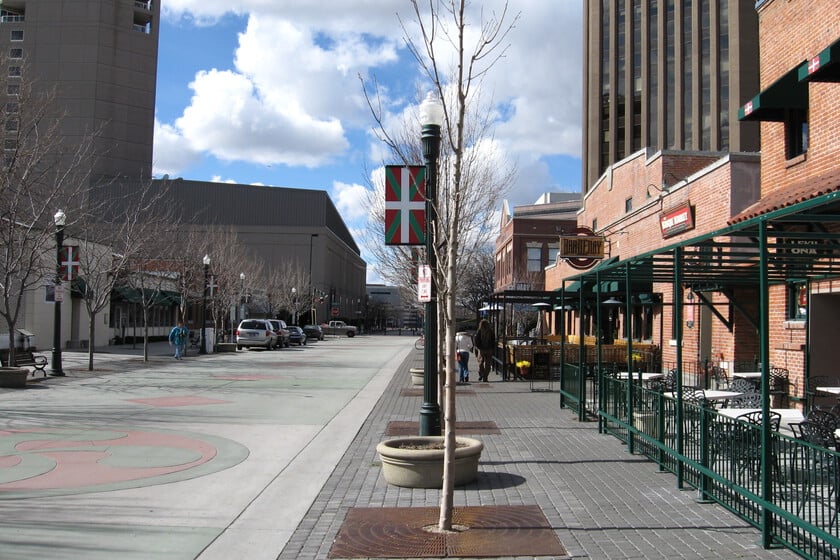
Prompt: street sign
<box><xmin>418</xmin><ymin>265</ymin><xmax>431</xmax><ymax>302</ymax></box>
<box><xmin>54</xmin><ymin>282</ymin><xmax>65</xmax><ymax>302</ymax></box>
<box><xmin>331</xmin><ymin>307</ymin><xmax>339</xmax><ymax>317</ymax></box>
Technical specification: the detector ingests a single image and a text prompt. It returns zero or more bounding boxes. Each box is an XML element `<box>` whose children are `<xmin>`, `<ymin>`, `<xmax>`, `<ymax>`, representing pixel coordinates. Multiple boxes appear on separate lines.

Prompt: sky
<box><xmin>152</xmin><ymin>1</ymin><xmax>584</xmax><ymax>282</ymax></box>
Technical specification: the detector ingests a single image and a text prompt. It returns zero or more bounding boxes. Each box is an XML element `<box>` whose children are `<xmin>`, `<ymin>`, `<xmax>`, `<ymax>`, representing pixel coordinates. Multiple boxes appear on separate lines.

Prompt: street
<box><xmin>0</xmin><ymin>336</ymin><xmax>411</xmax><ymax>560</ymax></box>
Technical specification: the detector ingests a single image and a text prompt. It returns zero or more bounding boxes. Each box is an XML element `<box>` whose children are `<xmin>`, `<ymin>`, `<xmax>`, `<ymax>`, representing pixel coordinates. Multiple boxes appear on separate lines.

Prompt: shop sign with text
<box><xmin>660</xmin><ymin>202</ymin><xmax>695</xmax><ymax>238</ymax></box>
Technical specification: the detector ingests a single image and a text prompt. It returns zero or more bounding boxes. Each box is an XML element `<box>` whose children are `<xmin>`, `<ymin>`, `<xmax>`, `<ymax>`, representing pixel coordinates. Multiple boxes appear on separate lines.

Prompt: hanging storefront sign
<box><xmin>659</xmin><ymin>202</ymin><xmax>695</xmax><ymax>238</ymax></box>
<box><xmin>559</xmin><ymin>227</ymin><xmax>605</xmax><ymax>270</ymax></box>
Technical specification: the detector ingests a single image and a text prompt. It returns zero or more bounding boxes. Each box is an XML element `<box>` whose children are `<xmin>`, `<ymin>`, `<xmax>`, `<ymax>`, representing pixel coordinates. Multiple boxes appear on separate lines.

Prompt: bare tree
<box><xmin>457</xmin><ymin>244</ymin><xmax>495</xmax><ymax>324</ymax></box>
<box><xmin>363</xmin><ymin>0</ymin><xmax>519</xmax><ymax>531</ymax></box>
<box><xmin>74</xmin><ymin>179</ymin><xmax>175</xmax><ymax>369</ymax></box>
<box><xmin>0</xmin><ymin>58</ymin><xmax>97</xmax><ymax>364</ymax></box>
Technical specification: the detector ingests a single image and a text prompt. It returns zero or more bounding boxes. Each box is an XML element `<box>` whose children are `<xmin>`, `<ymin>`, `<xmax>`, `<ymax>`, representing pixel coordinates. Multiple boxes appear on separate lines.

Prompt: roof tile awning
<box><xmin>798</xmin><ymin>37</ymin><xmax>840</xmax><ymax>83</ymax></box>
<box><xmin>738</xmin><ymin>66</ymin><xmax>808</xmax><ymax>122</ymax></box>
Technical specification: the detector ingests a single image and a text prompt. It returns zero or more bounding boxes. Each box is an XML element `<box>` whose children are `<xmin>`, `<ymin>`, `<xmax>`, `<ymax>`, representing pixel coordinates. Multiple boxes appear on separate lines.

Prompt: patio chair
<box><xmin>725</xmin><ymin>410</ymin><xmax>782</xmax><ymax>480</ymax></box>
<box><xmin>711</xmin><ymin>366</ymin><xmax>730</xmax><ymax>390</ymax></box>
<box><xmin>791</xmin><ymin>420</ymin><xmax>840</xmax><ymax>527</ymax></box>
<box><xmin>769</xmin><ymin>367</ymin><xmax>790</xmax><ymax>407</ymax></box>
<box><xmin>728</xmin><ymin>378</ymin><xmax>762</xmax><ymax>408</ymax></box>
<box><xmin>805</xmin><ymin>408</ymin><xmax>840</xmax><ymax>433</ymax></box>
<box><xmin>807</xmin><ymin>375</ymin><xmax>840</xmax><ymax>411</ymax></box>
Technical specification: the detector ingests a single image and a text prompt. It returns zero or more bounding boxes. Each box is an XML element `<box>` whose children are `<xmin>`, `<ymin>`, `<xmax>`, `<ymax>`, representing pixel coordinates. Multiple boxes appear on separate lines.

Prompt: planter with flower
<box><xmin>516</xmin><ymin>360</ymin><xmax>531</xmax><ymax>377</ymax></box>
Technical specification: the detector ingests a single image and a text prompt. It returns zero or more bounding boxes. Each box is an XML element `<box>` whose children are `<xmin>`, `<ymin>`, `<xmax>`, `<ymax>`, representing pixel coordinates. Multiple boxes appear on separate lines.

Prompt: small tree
<box><xmin>0</xmin><ymin>57</ymin><xmax>96</xmax><ymax>363</ymax></box>
<box><xmin>364</xmin><ymin>0</ymin><xmax>518</xmax><ymax>531</ymax></box>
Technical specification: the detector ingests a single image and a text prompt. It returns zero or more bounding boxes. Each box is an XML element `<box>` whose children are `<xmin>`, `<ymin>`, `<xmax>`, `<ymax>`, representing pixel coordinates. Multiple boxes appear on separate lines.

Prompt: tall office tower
<box><xmin>582</xmin><ymin>0</ymin><xmax>761</xmax><ymax>191</ymax></box>
<box><xmin>0</xmin><ymin>0</ymin><xmax>159</xmax><ymax>182</ymax></box>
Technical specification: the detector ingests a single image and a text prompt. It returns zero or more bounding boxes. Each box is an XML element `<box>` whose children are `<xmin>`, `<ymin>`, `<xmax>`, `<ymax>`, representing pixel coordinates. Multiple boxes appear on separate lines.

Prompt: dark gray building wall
<box><xmin>582</xmin><ymin>0</ymin><xmax>760</xmax><ymax>192</ymax></box>
<box><xmin>1</xmin><ymin>0</ymin><xmax>159</xmax><ymax>181</ymax></box>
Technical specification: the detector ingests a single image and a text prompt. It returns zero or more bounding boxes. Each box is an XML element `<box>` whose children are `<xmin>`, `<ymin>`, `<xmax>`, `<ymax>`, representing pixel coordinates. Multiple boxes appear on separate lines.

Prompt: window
<box><xmin>8</xmin><ymin>66</ymin><xmax>20</xmax><ymax>78</ymax></box>
<box><xmin>788</xmin><ymin>282</ymin><xmax>807</xmax><ymax>320</ymax></box>
<box><xmin>7</xmin><ymin>84</ymin><xmax>18</xmax><ymax>96</ymax></box>
<box><xmin>9</xmin><ymin>48</ymin><xmax>22</xmax><ymax>59</ymax></box>
<box><xmin>10</xmin><ymin>30</ymin><xmax>23</xmax><ymax>41</ymax></box>
<box><xmin>592</xmin><ymin>218</ymin><xmax>598</xmax><ymax>231</ymax></box>
<box><xmin>5</xmin><ymin>102</ymin><xmax>18</xmax><ymax>114</ymax></box>
<box><xmin>527</xmin><ymin>245</ymin><xmax>542</xmax><ymax>272</ymax></box>
<box><xmin>786</xmin><ymin>111</ymin><xmax>808</xmax><ymax>160</ymax></box>
<box><xmin>4</xmin><ymin>138</ymin><xmax>16</xmax><ymax>151</ymax></box>
<box><xmin>4</xmin><ymin>118</ymin><xmax>18</xmax><ymax>132</ymax></box>
<box><xmin>547</xmin><ymin>244</ymin><xmax>559</xmax><ymax>265</ymax></box>
<box><xmin>625</xmin><ymin>197</ymin><xmax>633</xmax><ymax>213</ymax></box>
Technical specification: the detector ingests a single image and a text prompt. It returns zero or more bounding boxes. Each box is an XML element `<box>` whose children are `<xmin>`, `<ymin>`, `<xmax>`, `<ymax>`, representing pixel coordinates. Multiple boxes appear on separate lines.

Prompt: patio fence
<box><xmin>558</xmin><ymin>366</ymin><xmax>840</xmax><ymax>559</ymax></box>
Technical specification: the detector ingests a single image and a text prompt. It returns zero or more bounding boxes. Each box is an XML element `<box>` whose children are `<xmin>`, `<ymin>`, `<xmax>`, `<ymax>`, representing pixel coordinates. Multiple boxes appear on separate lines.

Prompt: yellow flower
<box><xmin>516</xmin><ymin>360</ymin><xmax>531</xmax><ymax>368</ymax></box>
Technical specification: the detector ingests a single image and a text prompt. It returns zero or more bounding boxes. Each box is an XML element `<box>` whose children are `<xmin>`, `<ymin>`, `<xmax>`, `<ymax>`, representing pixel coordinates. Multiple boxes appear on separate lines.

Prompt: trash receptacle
<box><xmin>204</xmin><ymin>328</ymin><xmax>215</xmax><ymax>353</ymax></box>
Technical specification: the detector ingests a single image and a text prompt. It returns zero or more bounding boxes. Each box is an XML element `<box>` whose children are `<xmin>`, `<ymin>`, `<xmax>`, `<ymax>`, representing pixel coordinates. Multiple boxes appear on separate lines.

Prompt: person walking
<box><xmin>473</xmin><ymin>319</ymin><xmax>496</xmax><ymax>382</ymax></box>
<box><xmin>168</xmin><ymin>320</ymin><xmax>189</xmax><ymax>360</ymax></box>
<box><xmin>455</xmin><ymin>331</ymin><xmax>473</xmax><ymax>383</ymax></box>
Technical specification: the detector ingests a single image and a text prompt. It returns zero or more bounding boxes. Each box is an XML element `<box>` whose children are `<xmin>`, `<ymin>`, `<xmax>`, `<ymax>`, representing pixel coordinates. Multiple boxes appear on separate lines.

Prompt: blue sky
<box><xmin>153</xmin><ymin>2</ymin><xmax>584</xmax><ymax>281</ymax></box>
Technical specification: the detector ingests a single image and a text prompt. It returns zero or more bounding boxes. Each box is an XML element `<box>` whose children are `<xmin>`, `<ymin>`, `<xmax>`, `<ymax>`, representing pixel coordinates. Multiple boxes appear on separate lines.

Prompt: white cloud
<box><xmin>152</xmin><ymin>118</ymin><xmax>201</xmax><ymax>177</ymax></box>
<box><xmin>331</xmin><ymin>181</ymin><xmax>370</xmax><ymax>222</ymax></box>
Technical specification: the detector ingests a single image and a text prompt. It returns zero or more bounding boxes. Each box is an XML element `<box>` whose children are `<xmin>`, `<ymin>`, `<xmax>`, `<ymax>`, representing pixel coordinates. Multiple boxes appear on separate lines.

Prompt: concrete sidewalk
<box><xmin>279</xmin><ymin>348</ymin><xmax>799</xmax><ymax>560</ymax></box>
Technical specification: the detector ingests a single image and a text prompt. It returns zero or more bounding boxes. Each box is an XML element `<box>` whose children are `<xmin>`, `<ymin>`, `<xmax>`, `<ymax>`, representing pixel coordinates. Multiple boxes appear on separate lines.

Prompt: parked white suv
<box><xmin>235</xmin><ymin>319</ymin><xmax>277</xmax><ymax>350</ymax></box>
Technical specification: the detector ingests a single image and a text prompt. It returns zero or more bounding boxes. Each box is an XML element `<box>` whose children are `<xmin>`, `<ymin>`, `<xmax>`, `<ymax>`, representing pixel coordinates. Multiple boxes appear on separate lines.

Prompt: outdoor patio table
<box><xmin>617</xmin><ymin>372</ymin><xmax>664</xmax><ymax>381</ymax></box>
<box><xmin>815</xmin><ymin>386</ymin><xmax>840</xmax><ymax>395</ymax></box>
<box><xmin>717</xmin><ymin>408</ymin><xmax>804</xmax><ymax>431</ymax></box>
<box><xmin>732</xmin><ymin>371</ymin><xmax>762</xmax><ymax>379</ymax></box>
<box><xmin>664</xmin><ymin>390</ymin><xmax>743</xmax><ymax>402</ymax></box>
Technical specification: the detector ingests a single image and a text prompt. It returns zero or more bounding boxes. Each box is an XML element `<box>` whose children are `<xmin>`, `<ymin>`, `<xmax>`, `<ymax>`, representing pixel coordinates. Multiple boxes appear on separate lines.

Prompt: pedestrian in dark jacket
<box><xmin>473</xmin><ymin>319</ymin><xmax>496</xmax><ymax>382</ymax></box>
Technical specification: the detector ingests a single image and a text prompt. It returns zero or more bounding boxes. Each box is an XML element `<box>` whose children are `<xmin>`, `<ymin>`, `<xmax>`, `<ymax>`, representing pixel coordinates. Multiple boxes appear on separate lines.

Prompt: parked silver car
<box><xmin>235</xmin><ymin>319</ymin><xmax>277</xmax><ymax>350</ymax></box>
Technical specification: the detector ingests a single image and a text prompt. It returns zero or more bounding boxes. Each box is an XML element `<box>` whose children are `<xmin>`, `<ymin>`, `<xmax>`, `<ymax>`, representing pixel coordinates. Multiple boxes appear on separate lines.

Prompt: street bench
<box><xmin>2</xmin><ymin>351</ymin><xmax>48</xmax><ymax>375</ymax></box>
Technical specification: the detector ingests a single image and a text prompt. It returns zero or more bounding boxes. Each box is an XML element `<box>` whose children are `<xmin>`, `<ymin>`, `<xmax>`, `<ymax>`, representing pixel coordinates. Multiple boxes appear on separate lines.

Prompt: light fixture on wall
<box><xmin>602</xmin><ymin>297</ymin><xmax>623</xmax><ymax>306</ymax></box>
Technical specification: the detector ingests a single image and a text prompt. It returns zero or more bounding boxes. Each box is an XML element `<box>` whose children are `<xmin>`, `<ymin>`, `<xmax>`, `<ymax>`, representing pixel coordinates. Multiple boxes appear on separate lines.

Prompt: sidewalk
<box><xmin>279</xmin><ymin>349</ymin><xmax>798</xmax><ymax>560</ymax></box>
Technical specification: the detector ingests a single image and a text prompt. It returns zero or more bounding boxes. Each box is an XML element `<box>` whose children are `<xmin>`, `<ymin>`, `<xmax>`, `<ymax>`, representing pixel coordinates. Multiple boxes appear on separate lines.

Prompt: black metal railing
<box><xmin>592</xmin><ymin>375</ymin><xmax>840</xmax><ymax>558</ymax></box>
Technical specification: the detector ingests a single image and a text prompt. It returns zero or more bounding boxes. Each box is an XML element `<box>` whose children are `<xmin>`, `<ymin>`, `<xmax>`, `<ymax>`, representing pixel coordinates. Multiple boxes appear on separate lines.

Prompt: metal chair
<box><xmin>791</xmin><ymin>420</ymin><xmax>840</xmax><ymax>527</ymax></box>
<box><xmin>769</xmin><ymin>367</ymin><xmax>790</xmax><ymax>407</ymax></box>
<box><xmin>728</xmin><ymin>378</ymin><xmax>761</xmax><ymax>408</ymax></box>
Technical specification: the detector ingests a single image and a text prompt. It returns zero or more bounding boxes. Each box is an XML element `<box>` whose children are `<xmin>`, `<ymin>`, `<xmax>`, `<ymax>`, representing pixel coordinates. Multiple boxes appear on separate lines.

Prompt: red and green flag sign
<box><xmin>384</xmin><ymin>165</ymin><xmax>426</xmax><ymax>245</ymax></box>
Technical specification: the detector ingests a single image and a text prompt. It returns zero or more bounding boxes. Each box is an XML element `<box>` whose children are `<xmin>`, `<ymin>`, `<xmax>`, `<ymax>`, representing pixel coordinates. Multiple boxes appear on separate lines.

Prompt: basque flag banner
<box><xmin>60</xmin><ymin>245</ymin><xmax>80</xmax><ymax>281</ymax></box>
<box><xmin>384</xmin><ymin>165</ymin><xmax>426</xmax><ymax>245</ymax></box>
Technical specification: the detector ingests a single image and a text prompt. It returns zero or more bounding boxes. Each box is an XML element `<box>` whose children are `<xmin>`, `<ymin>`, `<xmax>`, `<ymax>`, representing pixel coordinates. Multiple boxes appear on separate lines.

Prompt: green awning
<box><xmin>798</xmin><ymin>38</ymin><xmax>840</xmax><ymax>83</ymax></box>
<box><xmin>738</xmin><ymin>66</ymin><xmax>809</xmax><ymax>122</ymax></box>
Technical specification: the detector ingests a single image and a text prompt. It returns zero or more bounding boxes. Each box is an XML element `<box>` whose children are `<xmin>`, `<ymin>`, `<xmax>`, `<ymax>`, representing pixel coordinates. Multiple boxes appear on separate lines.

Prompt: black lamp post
<box><xmin>200</xmin><ymin>254</ymin><xmax>210</xmax><ymax>354</ymax></box>
<box><xmin>50</xmin><ymin>209</ymin><xmax>66</xmax><ymax>376</ymax></box>
<box><xmin>239</xmin><ymin>272</ymin><xmax>246</xmax><ymax>322</ymax></box>
<box><xmin>292</xmin><ymin>287</ymin><xmax>298</xmax><ymax>325</ymax></box>
<box><xmin>419</xmin><ymin>91</ymin><xmax>444</xmax><ymax>436</ymax></box>
<box><xmin>308</xmin><ymin>233</ymin><xmax>318</xmax><ymax>325</ymax></box>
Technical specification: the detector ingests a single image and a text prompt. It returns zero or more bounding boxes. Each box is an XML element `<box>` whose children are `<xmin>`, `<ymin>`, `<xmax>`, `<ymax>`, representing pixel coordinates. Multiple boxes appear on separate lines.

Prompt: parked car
<box><xmin>302</xmin><ymin>324</ymin><xmax>324</xmax><ymax>341</ymax></box>
<box><xmin>288</xmin><ymin>326</ymin><xmax>307</xmax><ymax>346</ymax></box>
<box><xmin>268</xmin><ymin>319</ymin><xmax>291</xmax><ymax>348</ymax></box>
<box><xmin>236</xmin><ymin>319</ymin><xmax>277</xmax><ymax>350</ymax></box>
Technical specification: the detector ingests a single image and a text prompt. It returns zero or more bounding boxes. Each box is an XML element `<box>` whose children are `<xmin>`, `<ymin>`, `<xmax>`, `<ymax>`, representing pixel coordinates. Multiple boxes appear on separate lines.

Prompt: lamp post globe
<box><xmin>50</xmin><ymin>209</ymin><xmax>66</xmax><ymax>376</ymax></box>
<box><xmin>418</xmin><ymin>91</ymin><xmax>443</xmax><ymax>436</ymax></box>
<box><xmin>200</xmin><ymin>254</ymin><xmax>210</xmax><ymax>354</ymax></box>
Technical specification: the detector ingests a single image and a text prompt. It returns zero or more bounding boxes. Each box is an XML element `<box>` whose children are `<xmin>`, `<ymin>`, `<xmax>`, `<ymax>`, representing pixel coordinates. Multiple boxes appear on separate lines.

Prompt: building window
<box><xmin>788</xmin><ymin>282</ymin><xmax>807</xmax><ymax>320</ymax></box>
<box><xmin>8</xmin><ymin>66</ymin><xmax>21</xmax><ymax>78</ymax></box>
<box><xmin>10</xmin><ymin>30</ymin><xmax>23</xmax><ymax>41</ymax></box>
<box><xmin>786</xmin><ymin>111</ymin><xmax>808</xmax><ymax>160</ymax></box>
<box><xmin>4</xmin><ymin>118</ymin><xmax>18</xmax><ymax>132</ymax></box>
<box><xmin>527</xmin><ymin>245</ymin><xmax>542</xmax><ymax>272</ymax></box>
<box><xmin>9</xmin><ymin>48</ymin><xmax>22</xmax><ymax>59</ymax></box>
<box><xmin>625</xmin><ymin>197</ymin><xmax>633</xmax><ymax>213</ymax></box>
<box><xmin>7</xmin><ymin>84</ymin><xmax>18</xmax><ymax>96</ymax></box>
<box><xmin>592</xmin><ymin>218</ymin><xmax>598</xmax><ymax>231</ymax></box>
<box><xmin>5</xmin><ymin>102</ymin><xmax>18</xmax><ymax>114</ymax></box>
<box><xmin>548</xmin><ymin>244</ymin><xmax>559</xmax><ymax>265</ymax></box>
<box><xmin>4</xmin><ymin>138</ymin><xmax>16</xmax><ymax>151</ymax></box>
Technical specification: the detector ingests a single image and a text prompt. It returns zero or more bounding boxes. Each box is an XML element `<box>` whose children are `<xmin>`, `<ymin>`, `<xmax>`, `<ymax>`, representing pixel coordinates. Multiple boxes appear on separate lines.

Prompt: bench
<box><xmin>3</xmin><ymin>351</ymin><xmax>48</xmax><ymax>375</ymax></box>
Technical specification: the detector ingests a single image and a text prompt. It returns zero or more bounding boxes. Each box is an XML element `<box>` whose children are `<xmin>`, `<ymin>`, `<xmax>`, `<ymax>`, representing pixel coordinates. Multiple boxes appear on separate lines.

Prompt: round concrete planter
<box><xmin>0</xmin><ymin>367</ymin><xmax>29</xmax><ymax>388</ymax></box>
<box><xmin>376</xmin><ymin>436</ymin><xmax>483</xmax><ymax>488</ymax></box>
<box><xmin>409</xmin><ymin>367</ymin><xmax>424</xmax><ymax>386</ymax></box>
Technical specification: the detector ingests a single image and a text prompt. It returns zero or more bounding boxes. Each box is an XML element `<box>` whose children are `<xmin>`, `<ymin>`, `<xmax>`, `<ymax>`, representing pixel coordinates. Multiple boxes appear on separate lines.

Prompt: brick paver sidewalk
<box><xmin>278</xmin><ymin>351</ymin><xmax>798</xmax><ymax>559</ymax></box>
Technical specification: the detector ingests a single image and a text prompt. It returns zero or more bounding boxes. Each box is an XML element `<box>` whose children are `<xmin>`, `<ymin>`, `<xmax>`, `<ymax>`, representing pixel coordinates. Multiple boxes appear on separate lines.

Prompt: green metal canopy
<box><xmin>798</xmin><ymin>37</ymin><xmax>840</xmax><ymax>83</ymax></box>
<box><xmin>738</xmin><ymin>66</ymin><xmax>809</xmax><ymax>122</ymax></box>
